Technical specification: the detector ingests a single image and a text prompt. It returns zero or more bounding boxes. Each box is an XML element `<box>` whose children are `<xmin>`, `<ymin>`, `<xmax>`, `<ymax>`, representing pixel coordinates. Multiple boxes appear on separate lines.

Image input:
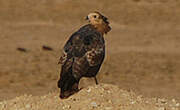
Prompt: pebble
<box><xmin>172</xmin><ymin>99</ymin><xmax>176</xmax><ymax>103</ymax></box>
<box><xmin>107</xmin><ymin>90</ymin><xmax>111</xmax><ymax>94</ymax></box>
<box><xmin>105</xmin><ymin>107</ymin><xmax>113</xmax><ymax>110</ymax></box>
<box><xmin>145</xmin><ymin>101</ymin><xmax>149</xmax><ymax>104</ymax></box>
<box><xmin>1</xmin><ymin>104</ymin><xmax>6</xmax><ymax>109</ymax></box>
<box><xmin>156</xmin><ymin>98</ymin><xmax>167</xmax><ymax>106</ymax></box>
<box><xmin>137</xmin><ymin>95</ymin><xmax>143</xmax><ymax>101</ymax></box>
<box><xmin>131</xmin><ymin>101</ymin><xmax>135</xmax><ymax>104</ymax></box>
<box><xmin>175</xmin><ymin>103</ymin><xmax>180</xmax><ymax>107</ymax></box>
<box><xmin>158</xmin><ymin>107</ymin><xmax>165</xmax><ymax>110</ymax></box>
<box><xmin>171</xmin><ymin>107</ymin><xmax>178</xmax><ymax>110</ymax></box>
<box><xmin>91</xmin><ymin>102</ymin><xmax>97</xmax><ymax>108</ymax></box>
<box><xmin>159</xmin><ymin>98</ymin><xmax>167</xmax><ymax>104</ymax></box>
<box><xmin>108</xmin><ymin>100</ymin><xmax>112</xmax><ymax>104</ymax></box>
<box><xmin>63</xmin><ymin>105</ymin><xmax>71</xmax><ymax>109</ymax></box>
<box><xmin>25</xmin><ymin>104</ymin><xmax>31</xmax><ymax>108</ymax></box>
<box><xmin>87</xmin><ymin>88</ymin><xmax>91</xmax><ymax>93</ymax></box>
<box><xmin>42</xmin><ymin>96</ymin><xmax>47</xmax><ymax>99</ymax></box>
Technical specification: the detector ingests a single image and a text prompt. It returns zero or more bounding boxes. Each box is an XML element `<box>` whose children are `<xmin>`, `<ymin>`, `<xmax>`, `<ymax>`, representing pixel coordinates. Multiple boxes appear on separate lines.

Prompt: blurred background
<box><xmin>0</xmin><ymin>0</ymin><xmax>180</xmax><ymax>101</ymax></box>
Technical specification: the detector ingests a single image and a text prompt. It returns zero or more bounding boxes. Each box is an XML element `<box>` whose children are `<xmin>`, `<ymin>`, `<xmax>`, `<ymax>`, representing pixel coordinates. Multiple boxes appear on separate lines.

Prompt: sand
<box><xmin>0</xmin><ymin>84</ymin><xmax>179</xmax><ymax>110</ymax></box>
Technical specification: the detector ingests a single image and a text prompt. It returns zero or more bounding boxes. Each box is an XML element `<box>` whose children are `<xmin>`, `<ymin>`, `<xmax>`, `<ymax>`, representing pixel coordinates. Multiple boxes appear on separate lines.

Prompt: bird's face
<box><xmin>85</xmin><ymin>11</ymin><xmax>111</xmax><ymax>34</ymax></box>
<box><xmin>85</xmin><ymin>12</ymin><xmax>109</xmax><ymax>25</ymax></box>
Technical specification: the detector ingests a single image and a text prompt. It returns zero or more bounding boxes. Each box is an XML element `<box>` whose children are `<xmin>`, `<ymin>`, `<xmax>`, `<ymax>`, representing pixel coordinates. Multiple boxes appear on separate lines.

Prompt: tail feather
<box><xmin>57</xmin><ymin>72</ymin><xmax>80</xmax><ymax>99</ymax></box>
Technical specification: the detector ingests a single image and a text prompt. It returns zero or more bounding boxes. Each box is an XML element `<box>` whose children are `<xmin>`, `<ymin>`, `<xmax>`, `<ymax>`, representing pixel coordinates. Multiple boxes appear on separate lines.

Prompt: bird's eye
<box><xmin>94</xmin><ymin>15</ymin><xmax>97</xmax><ymax>18</ymax></box>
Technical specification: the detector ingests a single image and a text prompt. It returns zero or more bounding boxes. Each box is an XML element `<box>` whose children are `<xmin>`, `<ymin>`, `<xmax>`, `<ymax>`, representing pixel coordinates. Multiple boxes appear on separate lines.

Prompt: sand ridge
<box><xmin>0</xmin><ymin>84</ymin><xmax>179</xmax><ymax>110</ymax></box>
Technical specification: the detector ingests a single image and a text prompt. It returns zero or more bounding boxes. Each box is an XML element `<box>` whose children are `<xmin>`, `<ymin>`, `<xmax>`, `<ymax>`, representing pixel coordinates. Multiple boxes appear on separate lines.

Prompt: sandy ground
<box><xmin>0</xmin><ymin>84</ymin><xmax>180</xmax><ymax>110</ymax></box>
<box><xmin>0</xmin><ymin>0</ymin><xmax>180</xmax><ymax>109</ymax></box>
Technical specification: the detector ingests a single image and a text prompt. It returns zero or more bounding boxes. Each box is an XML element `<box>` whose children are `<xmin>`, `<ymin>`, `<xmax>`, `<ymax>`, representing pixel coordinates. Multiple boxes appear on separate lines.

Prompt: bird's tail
<box><xmin>57</xmin><ymin>71</ymin><xmax>80</xmax><ymax>99</ymax></box>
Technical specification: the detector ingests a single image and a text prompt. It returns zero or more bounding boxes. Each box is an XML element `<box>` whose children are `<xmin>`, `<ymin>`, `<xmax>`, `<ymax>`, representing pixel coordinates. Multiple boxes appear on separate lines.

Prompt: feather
<box><xmin>58</xmin><ymin>24</ymin><xmax>106</xmax><ymax>99</ymax></box>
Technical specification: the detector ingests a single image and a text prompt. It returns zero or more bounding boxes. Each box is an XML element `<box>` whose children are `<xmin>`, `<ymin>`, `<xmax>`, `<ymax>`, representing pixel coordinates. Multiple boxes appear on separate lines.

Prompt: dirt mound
<box><xmin>0</xmin><ymin>84</ymin><xmax>179</xmax><ymax>110</ymax></box>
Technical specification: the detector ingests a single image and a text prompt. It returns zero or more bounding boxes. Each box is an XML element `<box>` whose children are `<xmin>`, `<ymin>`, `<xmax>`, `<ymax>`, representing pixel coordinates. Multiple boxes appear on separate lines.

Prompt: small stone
<box><xmin>159</xmin><ymin>98</ymin><xmax>167</xmax><ymax>103</ymax></box>
<box><xmin>176</xmin><ymin>103</ymin><xmax>180</xmax><ymax>107</ymax></box>
<box><xmin>108</xmin><ymin>100</ymin><xmax>112</xmax><ymax>104</ymax></box>
<box><xmin>105</xmin><ymin>107</ymin><xmax>113</xmax><ymax>110</ymax></box>
<box><xmin>25</xmin><ymin>104</ymin><xmax>31</xmax><ymax>108</ymax></box>
<box><xmin>145</xmin><ymin>101</ymin><xmax>149</xmax><ymax>104</ymax></box>
<box><xmin>101</xmin><ymin>87</ymin><xmax>104</xmax><ymax>91</ymax></box>
<box><xmin>63</xmin><ymin>105</ymin><xmax>71</xmax><ymax>109</ymax></box>
<box><xmin>87</xmin><ymin>88</ymin><xmax>91</xmax><ymax>93</ymax></box>
<box><xmin>131</xmin><ymin>101</ymin><xmax>135</xmax><ymax>104</ymax></box>
<box><xmin>171</xmin><ymin>107</ymin><xmax>177</xmax><ymax>110</ymax></box>
<box><xmin>91</xmin><ymin>102</ymin><xmax>97</xmax><ymax>108</ymax></box>
<box><xmin>107</xmin><ymin>90</ymin><xmax>111</xmax><ymax>94</ymax></box>
<box><xmin>172</xmin><ymin>99</ymin><xmax>176</xmax><ymax>103</ymax></box>
<box><xmin>1</xmin><ymin>104</ymin><xmax>6</xmax><ymax>109</ymax></box>
<box><xmin>42</xmin><ymin>96</ymin><xmax>47</xmax><ymax>99</ymax></box>
<box><xmin>137</xmin><ymin>95</ymin><xmax>143</xmax><ymax>102</ymax></box>
<box><xmin>158</xmin><ymin>107</ymin><xmax>165</xmax><ymax>110</ymax></box>
<box><xmin>67</xmin><ymin>105</ymin><xmax>71</xmax><ymax>109</ymax></box>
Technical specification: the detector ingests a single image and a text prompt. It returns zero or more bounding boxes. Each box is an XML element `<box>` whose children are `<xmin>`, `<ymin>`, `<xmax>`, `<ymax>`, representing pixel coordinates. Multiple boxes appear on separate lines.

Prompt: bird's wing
<box><xmin>58</xmin><ymin>35</ymin><xmax>74</xmax><ymax>65</ymax></box>
<box><xmin>84</xmin><ymin>35</ymin><xmax>105</xmax><ymax>66</ymax></box>
<box><xmin>71</xmin><ymin>32</ymin><xmax>105</xmax><ymax>78</ymax></box>
<box><xmin>58</xmin><ymin>32</ymin><xmax>89</xmax><ymax>79</ymax></box>
<box><xmin>59</xmin><ymin>25</ymin><xmax>105</xmax><ymax>79</ymax></box>
<box><xmin>85</xmin><ymin>46</ymin><xmax>104</xmax><ymax>66</ymax></box>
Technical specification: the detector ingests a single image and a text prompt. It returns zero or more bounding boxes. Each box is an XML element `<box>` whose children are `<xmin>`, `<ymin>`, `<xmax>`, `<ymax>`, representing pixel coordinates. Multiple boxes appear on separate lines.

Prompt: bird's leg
<box><xmin>94</xmin><ymin>76</ymin><xmax>98</xmax><ymax>85</ymax></box>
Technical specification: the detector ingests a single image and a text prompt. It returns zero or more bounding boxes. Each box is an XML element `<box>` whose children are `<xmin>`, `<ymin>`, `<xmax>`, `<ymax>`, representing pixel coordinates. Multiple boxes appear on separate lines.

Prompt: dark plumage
<box><xmin>57</xmin><ymin>12</ymin><xmax>111</xmax><ymax>99</ymax></box>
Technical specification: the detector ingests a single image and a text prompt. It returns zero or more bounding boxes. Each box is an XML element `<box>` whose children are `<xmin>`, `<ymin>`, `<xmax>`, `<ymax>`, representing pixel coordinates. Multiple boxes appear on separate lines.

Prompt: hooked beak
<box><xmin>85</xmin><ymin>16</ymin><xmax>89</xmax><ymax>20</ymax></box>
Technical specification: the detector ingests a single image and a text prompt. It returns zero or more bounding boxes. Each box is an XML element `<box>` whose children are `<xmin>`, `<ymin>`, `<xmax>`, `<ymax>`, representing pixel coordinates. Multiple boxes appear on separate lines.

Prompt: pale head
<box><xmin>85</xmin><ymin>11</ymin><xmax>109</xmax><ymax>25</ymax></box>
<box><xmin>85</xmin><ymin>11</ymin><xmax>111</xmax><ymax>34</ymax></box>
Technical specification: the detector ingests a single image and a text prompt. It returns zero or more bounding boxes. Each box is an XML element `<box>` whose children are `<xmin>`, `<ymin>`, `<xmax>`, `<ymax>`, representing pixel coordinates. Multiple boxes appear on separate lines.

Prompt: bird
<box><xmin>57</xmin><ymin>11</ymin><xmax>111</xmax><ymax>99</ymax></box>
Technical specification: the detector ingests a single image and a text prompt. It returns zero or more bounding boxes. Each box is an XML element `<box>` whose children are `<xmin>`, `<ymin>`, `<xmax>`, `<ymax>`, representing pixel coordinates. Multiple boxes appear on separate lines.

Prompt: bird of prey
<box><xmin>57</xmin><ymin>11</ymin><xmax>111</xmax><ymax>99</ymax></box>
